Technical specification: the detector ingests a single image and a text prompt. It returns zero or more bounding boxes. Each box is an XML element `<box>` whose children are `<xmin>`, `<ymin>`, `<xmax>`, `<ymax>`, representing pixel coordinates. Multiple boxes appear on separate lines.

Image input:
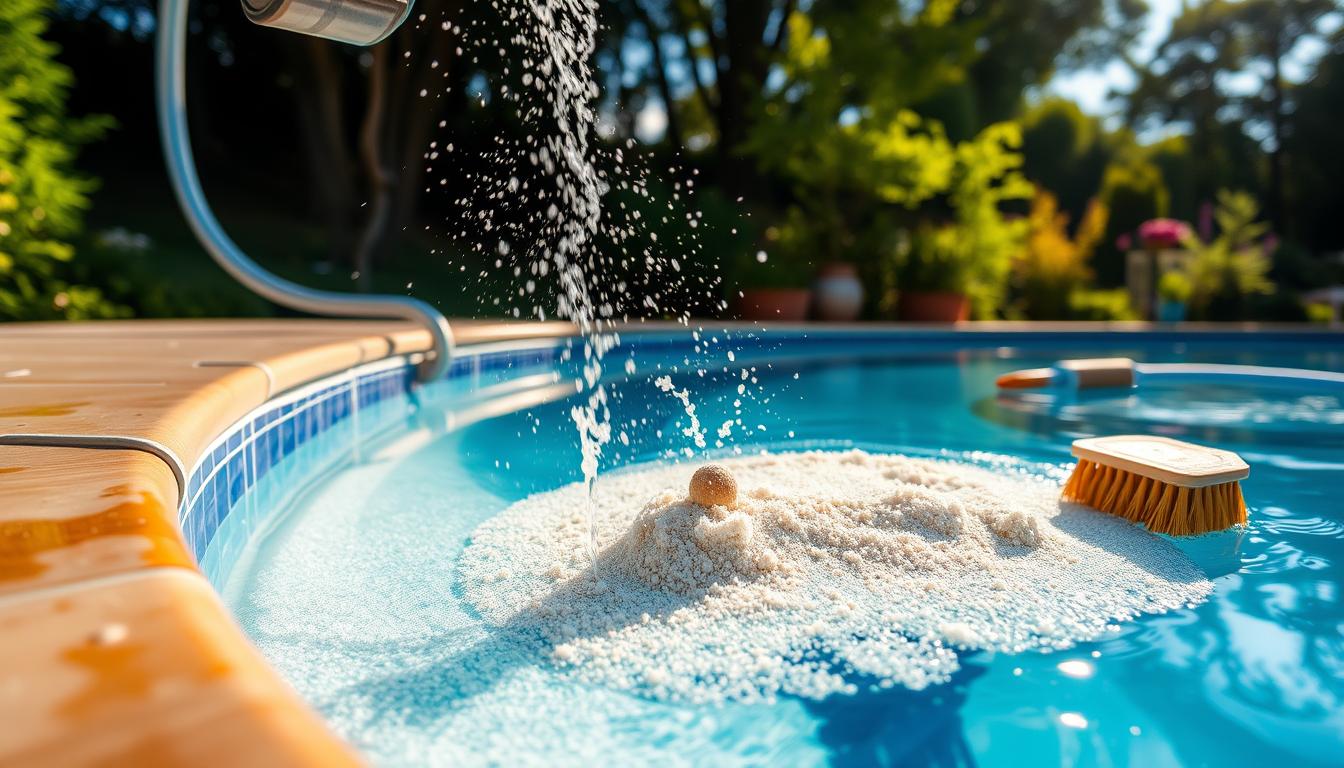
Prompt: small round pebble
<box><xmin>689</xmin><ymin>464</ymin><xmax>737</xmax><ymax>507</ymax></box>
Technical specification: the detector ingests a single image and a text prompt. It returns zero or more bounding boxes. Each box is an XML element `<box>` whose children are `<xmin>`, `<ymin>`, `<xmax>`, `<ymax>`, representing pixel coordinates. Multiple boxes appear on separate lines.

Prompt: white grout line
<box><xmin>180</xmin><ymin>378</ymin><xmax>357</xmax><ymax>519</ymax></box>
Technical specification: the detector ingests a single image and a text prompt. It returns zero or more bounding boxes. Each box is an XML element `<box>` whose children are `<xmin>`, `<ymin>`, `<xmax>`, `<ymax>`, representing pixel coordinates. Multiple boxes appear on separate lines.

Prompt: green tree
<box><xmin>956</xmin><ymin>0</ymin><xmax>1149</xmax><ymax>127</ymax></box>
<box><xmin>744</xmin><ymin>8</ymin><xmax>1034</xmax><ymax>317</ymax></box>
<box><xmin>1287</xmin><ymin>30</ymin><xmax>1344</xmax><ymax>252</ymax></box>
<box><xmin>0</xmin><ymin>0</ymin><xmax>118</xmax><ymax>320</ymax></box>
<box><xmin>623</xmin><ymin>0</ymin><xmax>1143</xmax><ymax>185</ymax></box>
<box><xmin>1226</xmin><ymin>0</ymin><xmax>1338</xmax><ymax>232</ymax></box>
<box><xmin>620</xmin><ymin>0</ymin><xmax>799</xmax><ymax>198</ymax></box>
<box><xmin>1017</xmin><ymin>98</ymin><xmax>1178</xmax><ymax>286</ymax></box>
<box><xmin>1125</xmin><ymin>0</ymin><xmax>1340</xmax><ymax>232</ymax></box>
<box><xmin>1020</xmin><ymin>100</ymin><xmax>1116</xmax><ymax>224</ymax></box>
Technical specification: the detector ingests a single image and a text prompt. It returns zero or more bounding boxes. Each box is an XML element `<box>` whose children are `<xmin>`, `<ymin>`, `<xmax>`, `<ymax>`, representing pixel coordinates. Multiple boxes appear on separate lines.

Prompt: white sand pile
<box><xmin>460</xmin><ymin>450</ymin><xmax>1211</xmax><ymax>704</ymax></box>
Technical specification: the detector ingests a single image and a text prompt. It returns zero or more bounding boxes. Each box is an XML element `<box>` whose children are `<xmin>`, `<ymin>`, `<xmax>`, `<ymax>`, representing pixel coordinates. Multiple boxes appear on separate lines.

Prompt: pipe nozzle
<box><xmin>243</xmin><ymin>0</ymin><xmax>414</xmax><ymax>46</ymax></box>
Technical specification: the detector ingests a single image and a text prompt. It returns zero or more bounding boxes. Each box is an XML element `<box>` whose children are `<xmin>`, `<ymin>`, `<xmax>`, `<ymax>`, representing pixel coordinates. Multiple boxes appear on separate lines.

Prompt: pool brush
<box><xmin>1061</xmin><ymin>435</ymin><xmax>1249</xmax><ymax>536</ymax></box>
<box><xmin>997</xmin><ymin>357</ymin><xmax>1344</xmax><ymax>392</ymax></box>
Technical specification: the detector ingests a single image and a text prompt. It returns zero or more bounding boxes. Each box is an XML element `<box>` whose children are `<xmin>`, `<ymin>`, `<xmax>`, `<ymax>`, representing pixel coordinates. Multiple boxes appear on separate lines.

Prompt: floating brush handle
<box><xmin>998</xmin><ymin>358</ymin><xmax>1344</xmax><ymax>392</ymax></box>
<box><xmin>993</xmin><ymin>358</ymin><xmax>1135</xmax><ymax>389</ymax></box>
<box><xmin>1072</xmin><ymin>435</ymin><xmax>1249</xmax><ymax>488</ymax></box>
<box><xmin>1055</xmin><ymin>358</ymin><xmax>1137</xmax><ymax>388</ymax></box>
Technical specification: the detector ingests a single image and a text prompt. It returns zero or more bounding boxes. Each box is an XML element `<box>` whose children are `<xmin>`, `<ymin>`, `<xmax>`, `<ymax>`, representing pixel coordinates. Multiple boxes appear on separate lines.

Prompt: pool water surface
<box><xmin>212</xmin><ymin>334</ymin><xmax>1344</xmax><ymax>766</ymax></box>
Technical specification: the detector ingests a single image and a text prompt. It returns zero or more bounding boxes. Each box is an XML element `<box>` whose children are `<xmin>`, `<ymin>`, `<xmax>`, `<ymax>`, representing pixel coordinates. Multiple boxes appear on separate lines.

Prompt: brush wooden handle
<box><xmin>1057</xmin><ymin>358</ymin><xmax>1137</xmax><ymax>389</ymax></box>
<box><xmin>1071</xmin><ymin>435</ymin><xmax>1249</xmax><ymax>488</ymax></box>
<box><xmin>996</xmin><ymin>358</ymin><xmax>1137</xmax><ymax>389</ymax></box>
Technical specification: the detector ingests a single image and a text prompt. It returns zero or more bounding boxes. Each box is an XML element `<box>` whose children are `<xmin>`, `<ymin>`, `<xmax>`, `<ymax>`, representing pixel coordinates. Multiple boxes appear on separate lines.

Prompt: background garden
<box><xmin>3</xmin><ymin>0</ymin><xmax>1343</xmax><ymax>323</ymax></box>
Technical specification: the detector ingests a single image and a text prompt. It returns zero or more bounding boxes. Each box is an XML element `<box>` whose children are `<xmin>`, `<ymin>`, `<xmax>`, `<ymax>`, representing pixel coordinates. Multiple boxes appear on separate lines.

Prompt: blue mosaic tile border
<box><xmin>180</xmin><ymin>340</ymin><xmax>567</xmax><ymax>567</ymax></box>
<box><xmin>180</xmin><ymin>363</ymin><xmax>412</xmax><ymax>560</ymax></box>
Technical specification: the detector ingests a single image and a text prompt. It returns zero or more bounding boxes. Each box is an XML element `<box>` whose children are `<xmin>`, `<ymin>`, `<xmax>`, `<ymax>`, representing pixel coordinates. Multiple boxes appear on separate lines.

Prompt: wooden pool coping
<box><xmin>0</xmin><ymin>318</ymin><xmax>577</xmax><ymax>767</ymax></box>
<box><xmin>2</xmin><ymin>318</ymin><xmax>1339</xmax><ymax>765</ymax></box>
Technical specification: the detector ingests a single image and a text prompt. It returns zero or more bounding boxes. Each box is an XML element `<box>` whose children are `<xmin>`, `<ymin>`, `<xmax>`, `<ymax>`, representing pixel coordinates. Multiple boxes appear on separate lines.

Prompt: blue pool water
<box><xmin>212</xmin><ymin>332</ymin><xmax>1344</xmax><ymax>766</ymax></box>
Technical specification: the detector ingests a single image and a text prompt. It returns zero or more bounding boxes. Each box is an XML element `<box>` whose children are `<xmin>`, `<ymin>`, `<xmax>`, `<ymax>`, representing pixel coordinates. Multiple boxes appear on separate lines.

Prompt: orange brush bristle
<box><xmin>1060</xmin><ymin>436</ymin><xmax>1249</xmax><ymax>536</ymax></box>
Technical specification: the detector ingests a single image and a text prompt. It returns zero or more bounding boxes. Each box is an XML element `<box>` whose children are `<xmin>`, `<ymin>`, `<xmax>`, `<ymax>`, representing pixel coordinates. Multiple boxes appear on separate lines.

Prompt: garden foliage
<box><xmin>745</xmin><ymin>8</ymin><xmax>1030</xmax><ymax>318</ymax></box>
<box><xmin>1011</xmin><ymin>189</ymin><xmax>1112</xmax><ymax>320</ymax></box>
<box><xmin>0</xmin><ymin>0</ymin><xmax>120</xmax><ymax>320</ymax></box>
<box><xmin>1179</xmin><ymin>190</ymin><xmax>1274</xmax><ymax>320</ymax></box>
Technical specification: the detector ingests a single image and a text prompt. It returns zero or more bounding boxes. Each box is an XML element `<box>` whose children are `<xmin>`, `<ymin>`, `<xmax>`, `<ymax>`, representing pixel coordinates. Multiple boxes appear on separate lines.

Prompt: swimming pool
<box><xmin>202</xmin><ymin>329</ymin><xmax>1344</xmax><ymax>766</ymax></box>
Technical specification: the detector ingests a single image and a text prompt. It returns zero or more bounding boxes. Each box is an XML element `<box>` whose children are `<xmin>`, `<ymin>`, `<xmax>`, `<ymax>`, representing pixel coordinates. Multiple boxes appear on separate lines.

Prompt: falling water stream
<box><xmin>424</xmin><ymin>0</ymin><xmax>749</xmax><ymax>575</ymax></box>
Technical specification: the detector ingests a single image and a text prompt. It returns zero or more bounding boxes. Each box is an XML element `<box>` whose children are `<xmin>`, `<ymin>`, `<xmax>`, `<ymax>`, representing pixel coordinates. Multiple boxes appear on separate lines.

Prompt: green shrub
<box><xmin>881</xmin><ymin>122</ymin><xmax>1032</xmax><ymax>318</ymax></box>
<box><xmin>1157</xmin><ymin>271</ymin><xmax>1192</xmax><ymax>303</ymax></box>
<box><xmin>1179</xmin><ymin>190</ymin><xmax>1273</xmax><ymax>320</ymax></box>
<box><xmin>0</xmin><ymin>0</ymin><xmax>121</xmax><ymax>320</ymax></box>
<box><xmin>1067</xmin><ymin>288</ymin><xmax>1136</xmax><ymax>321</ymax></box>
<box><xmin>1304</xmin><ymin>302</ymin><xmax>1335</xmax><ymax>325</ymax></box>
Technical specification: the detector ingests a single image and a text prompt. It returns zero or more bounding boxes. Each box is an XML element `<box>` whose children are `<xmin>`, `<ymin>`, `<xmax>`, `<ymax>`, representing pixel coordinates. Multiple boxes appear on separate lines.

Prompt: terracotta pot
<box><xmin>738</xmin><ymin>288</ymin><xmax>812</xmax><ymax>321</ymax></box>
<box><xmin>812</xmin><ymin>262</ymin><xmax>864</xmax><ymax>322</ymax></box>
<box><xmin>898</xmin><ymin>291</ymin><xmax>969</xmax><ymax>322</ymax></box>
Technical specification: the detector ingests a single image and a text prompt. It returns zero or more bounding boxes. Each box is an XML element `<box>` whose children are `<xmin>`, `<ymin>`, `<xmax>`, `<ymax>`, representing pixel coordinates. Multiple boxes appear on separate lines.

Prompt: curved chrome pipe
<box><xmin>155</xmin><ymin>0</ymin><xmax>452</xmax><ymax>382</ymax></box>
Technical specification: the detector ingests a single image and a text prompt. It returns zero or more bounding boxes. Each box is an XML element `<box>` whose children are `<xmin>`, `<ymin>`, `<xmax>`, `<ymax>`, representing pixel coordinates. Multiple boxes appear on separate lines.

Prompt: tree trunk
<box><xmin>716</xmin><ymin>1</ymin><xmax>772</xmax><ymax>199</ymax></box>
<box><xmin>286</xmin><ymin>38</ymin><xmax>357</xmax><ymax>267</ymax></box>
<box><xmin>388</xmin><ymin>7</ymin><xmax>462</xmax><ymax>241</ymax></box>
<box><xmin>354</xmin><ymin>45</ymin><xmax>394</xmax><ymax>292</ymax></box>
<box><xmin>1267</xmin><ymin>26</ymin><xmax>1287</xmax><ymax>236</ymax></box>
<box><xmin>631</xmin><ymin>1</ymin><xmax>684</xmax><ymax>150</ymax></box>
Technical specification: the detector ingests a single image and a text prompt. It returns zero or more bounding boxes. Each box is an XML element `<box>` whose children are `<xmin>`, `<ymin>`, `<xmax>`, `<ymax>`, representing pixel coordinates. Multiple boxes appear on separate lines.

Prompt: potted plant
<box><xmin>729</xmin><ymin>241</ymin><xmax>814</xmax><ymax>322</ymax></box>
<box><xmin>896</xmin><ymin>228</ymin><xmax>970</xmax><ymax>321</ymax></box>
<box><xmin>812</xmin><ymin>261</ymin><xmax>864</xmax><ymax>321</ymax></box>
<box><xmin>1156</xmin><ymin>271</ymin><xmax>1191</xmax><ymax>323</ymax></box>
<box><xmin>899</xmin><ymin>286</ymin><xmax>970</xmax><ymax>323</ymax></box>
<box><xmin>812</xmin><ymin>210</ymin><xmax>875</xmax><ymax>322</ymax></box>
<box><xmin>729</xmin><ymin>207</ymin><xmax>823</xmax><ymax>322</ymax></box>
<box><xmin>881</xmin><ymin>135</ymin><xmax>1029</xmax><ymax>322</ymax></box>
<box><xmin>737</xmin><ymin>283</ymin><xmax>812</xmax><ymax>321</ymax></box>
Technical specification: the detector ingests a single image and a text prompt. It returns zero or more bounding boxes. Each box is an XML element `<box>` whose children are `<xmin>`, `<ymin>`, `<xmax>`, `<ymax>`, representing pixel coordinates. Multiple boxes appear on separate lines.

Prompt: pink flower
<box><xmin>1115</xmin><ymin>233</ymin><xmax>1133</xmax><ymax>251</ymax></box>
<box><xmin>1139</xmin><ymin>219</ymin><xmax>1192</xmax><ymax>249</ymax></box>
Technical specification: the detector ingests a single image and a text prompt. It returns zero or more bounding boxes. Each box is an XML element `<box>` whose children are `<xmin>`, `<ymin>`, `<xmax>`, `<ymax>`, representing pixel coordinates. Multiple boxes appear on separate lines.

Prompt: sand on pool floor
<box><xmin>460</xmin><ymin>450</ymin><xmax>1213</xmax><ymax>705</ymax></box>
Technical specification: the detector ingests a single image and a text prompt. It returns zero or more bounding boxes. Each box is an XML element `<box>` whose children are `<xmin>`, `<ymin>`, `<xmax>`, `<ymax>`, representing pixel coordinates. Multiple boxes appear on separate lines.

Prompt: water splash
<box><xmin>418</xmin><ymin>0</ymin><xmax>729</xmax><ymax>571</ymax></box>
<box><xmin>654</xmin><ymin>374</ymin><xmax>707</xmax><ymax>456</ymax></box>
